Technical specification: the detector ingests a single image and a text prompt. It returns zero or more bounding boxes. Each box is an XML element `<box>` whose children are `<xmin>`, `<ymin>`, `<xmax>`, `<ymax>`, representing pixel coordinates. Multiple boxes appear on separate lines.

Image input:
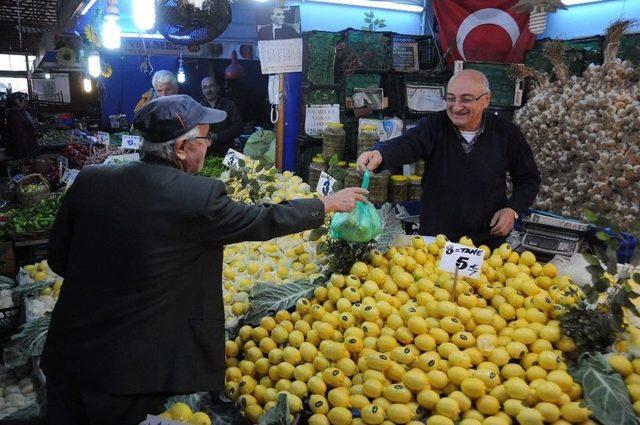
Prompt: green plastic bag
<box><xmin>329</xmin><ymin>170</ymin><xmax>382</xmax><ymax>243</ymax></box>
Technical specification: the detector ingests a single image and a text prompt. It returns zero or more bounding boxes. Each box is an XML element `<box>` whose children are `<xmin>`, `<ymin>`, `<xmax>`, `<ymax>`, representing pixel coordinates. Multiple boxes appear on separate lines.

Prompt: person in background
<box><xmin>134</xmin><ymin>70</ymin><xmax>179</xmax><ymax>113</ymax></box>
<box><xmin>42</xmin><ymin>94</ymin><xmax>368</xmax><ymax>424</ymax></box>
<box><xmin>257</xmin><ymin>7</ymin><xmax>300</xmax><ymax>41</ymax></box>
<box><xmin>4</xmin><ymin>92</ymin><xmax>39</xmax><ymax>159</ymax></box>
<box><xmin>200</xmin><ymin>76</ymin><xmax>243</xmax><ymax>157</ymax></box>
<box><xmin>357</xmin><ymin>69</ymin><xmax>541</xmax><ymax>249</ymax></box>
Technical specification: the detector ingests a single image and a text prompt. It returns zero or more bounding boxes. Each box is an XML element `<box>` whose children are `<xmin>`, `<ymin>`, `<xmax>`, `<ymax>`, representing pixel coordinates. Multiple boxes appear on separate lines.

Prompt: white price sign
<box><xmin>223</xmin><ymin>149</ymin><xmax>249</xmax><ymax>170</ymax></box>
<box><xmin>316</xmin><ymin>171</ymin><xmax>337</xmax><ymax>195</ymax></box>
<box><xmin>121</xmin><ymin>135</ymin><xmax>141</xmax><ymax>150</ymax></box>
<box><xmin>60</xmin><ymin>168</ymin><xmax>80</xmax><ymax>188</ymax></box>
<box><xmin>97</xmin><ymin>131</ymin><xmax>110</xmax><ymax>145</ymax></box>
<box><xmin>103</xmin><ymin>153</ymin><xmax>140</xmax><ymax>164</ymax></box>
<box><xmin>438</xmin><ymin>242</ymin><xmax>485</xmax><ymax>277</ymax></box>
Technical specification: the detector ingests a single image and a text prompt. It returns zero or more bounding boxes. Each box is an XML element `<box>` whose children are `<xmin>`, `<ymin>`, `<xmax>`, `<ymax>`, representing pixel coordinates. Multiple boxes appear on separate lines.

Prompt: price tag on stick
<box><xmin>438</xmin><ymin>242</ymin><xmax>485</xmax><ymax>278</ymax></box>
<box><xmin>97</xmin><ymin>131</ymin><xmax>110</xmax><ymax>146</ymax></box>
<box><xmin>223</xmin><ymin>149</ymin><xmax>249</xmax><ymax>170</ymax></box>
<box><xmin>316</xmin><ymin>171</ymin><xmax>337</xmax><ymax>195</ymax></box>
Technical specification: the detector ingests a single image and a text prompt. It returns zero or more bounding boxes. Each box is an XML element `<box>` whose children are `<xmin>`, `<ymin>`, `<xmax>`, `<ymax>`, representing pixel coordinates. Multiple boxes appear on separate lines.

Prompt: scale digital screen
<box><xmin>526</xmin><ymin>234</ymin><xmax>558</xmax><ymax>250</ymax></box>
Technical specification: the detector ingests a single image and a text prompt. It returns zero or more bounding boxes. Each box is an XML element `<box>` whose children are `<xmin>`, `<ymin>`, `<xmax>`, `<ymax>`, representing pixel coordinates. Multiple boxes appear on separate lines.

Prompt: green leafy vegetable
<box><xmin>374</xmin><ymin>203</ymin><xmax>403</xmax><ymax>253</ymax></box>
<box><xmin>258</xmin><ymin>393</ymin><xmax>290</xmax><ymax>425</ymax></box>
<box><xmin>245</xmin><ymin>278</ymin><xmax>324</xmax><ymax>325</ymax></box>
<box><xmin>570</xmin><ymin>352</ymin><xmax>640</xmax><ymax>425</ymax></box>
<box><xmin>199</xmin><ymin>156</ymin><xmax>226</xmax><ymax>179</ymax></box>
<box><xmin>3</xmin><ymin>313</ymin><xmax>51</xmax><ymax>368</ymax></box>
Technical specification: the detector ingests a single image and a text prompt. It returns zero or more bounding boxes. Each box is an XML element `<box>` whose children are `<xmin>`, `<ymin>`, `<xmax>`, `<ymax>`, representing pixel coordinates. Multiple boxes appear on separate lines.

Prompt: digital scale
<box><xmin>519</xmin><ymin>210</ymin><xmax>590</xmax><ymax>261</ymax></box>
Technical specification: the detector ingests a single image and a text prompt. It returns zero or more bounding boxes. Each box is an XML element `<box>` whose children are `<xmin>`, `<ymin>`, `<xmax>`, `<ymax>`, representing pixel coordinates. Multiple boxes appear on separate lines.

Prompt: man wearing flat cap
<box><xmin>41</xmin><ymin>95</ymin><xmax>367</xmax><ymax>424</ymax></box>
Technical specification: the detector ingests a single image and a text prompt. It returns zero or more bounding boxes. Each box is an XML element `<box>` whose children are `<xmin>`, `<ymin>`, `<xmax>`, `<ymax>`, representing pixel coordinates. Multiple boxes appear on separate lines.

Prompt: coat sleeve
<box><xmin>201</xmin><ymin>180</ymin><xmax>325</xmax><ymax>245</ymax></box>
<box><xmin>506</xmin><ymin>125</ymin><xmax>541</xmax><ymax>216</ymax></box>
<box><xmin>372</xmin><ymin>117</ymin><xmax>435</xmax><ymax>171</ymax></box>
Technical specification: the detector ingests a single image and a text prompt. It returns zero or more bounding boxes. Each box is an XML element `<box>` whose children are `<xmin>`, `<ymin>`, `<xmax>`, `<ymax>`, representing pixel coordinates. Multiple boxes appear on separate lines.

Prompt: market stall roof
<box><xmin>0</xmin><ymin>0</ymin><xmax>84</xmax><ymax>52</ymax></box>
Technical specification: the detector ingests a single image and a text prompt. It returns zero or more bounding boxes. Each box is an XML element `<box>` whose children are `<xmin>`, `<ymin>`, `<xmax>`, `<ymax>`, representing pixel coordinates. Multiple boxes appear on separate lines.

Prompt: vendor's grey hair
<box><xmin>152</xmin><ymin>70</ymin><xmax>178</xmax><ymax>89</ymax></box>
<box><xmin>140</xmin><ymin>126</ymin><xmax>201</xmax><ymax>162</ymax></box>
<box><xmin>448</xmin><ymin>69</ymin><xmax>491</xmax><ymax>92</ymax></box>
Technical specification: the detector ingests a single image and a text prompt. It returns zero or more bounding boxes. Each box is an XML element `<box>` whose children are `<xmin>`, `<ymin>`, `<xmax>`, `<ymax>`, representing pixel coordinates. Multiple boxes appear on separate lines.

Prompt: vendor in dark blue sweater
<box><xmin>357</xmin><ymin>70</ymin><xmax>540</xmax><ymax>249</ymax></box>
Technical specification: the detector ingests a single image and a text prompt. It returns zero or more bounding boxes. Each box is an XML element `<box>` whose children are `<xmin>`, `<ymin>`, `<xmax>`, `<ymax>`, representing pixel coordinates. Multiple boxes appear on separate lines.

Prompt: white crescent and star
<box><xmin>456</xmin><ymin>8</ymin><xmax>521</xmax><ymax>60</ymax></box>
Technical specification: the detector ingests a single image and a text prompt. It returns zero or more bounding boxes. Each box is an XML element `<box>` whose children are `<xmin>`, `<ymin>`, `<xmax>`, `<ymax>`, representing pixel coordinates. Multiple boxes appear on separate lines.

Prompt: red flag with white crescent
<box><xmin>432</xmin><ymin>0</ymin><xmax>536</xmax><ymax>63</ymax></box>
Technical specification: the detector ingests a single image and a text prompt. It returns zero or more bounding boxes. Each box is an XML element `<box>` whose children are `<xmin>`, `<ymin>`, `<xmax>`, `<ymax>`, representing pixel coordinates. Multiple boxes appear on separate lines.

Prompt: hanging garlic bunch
<box><xmin>513</xmin><ymin>20</ymin><xmax>640</xmax><ymax>226</ymax></box>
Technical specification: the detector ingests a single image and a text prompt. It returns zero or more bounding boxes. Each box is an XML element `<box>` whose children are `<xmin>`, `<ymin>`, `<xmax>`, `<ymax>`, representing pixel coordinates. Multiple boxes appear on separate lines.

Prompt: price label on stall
<box><xmin>97</xmin><ymin>131</ymin><xmax>110</xmax><ymax>145</ymax></box>
<box><xmin>60</xmin><ymin>168</ymin><xmax>80</xmax><ymax>188</ymax></box>
<box><xmin>121</xmin><ymin>135</ymin><xmax>141</xmax><ymax>150</ymax></box>
<box><xmin>104</xmin><ymin>153</ymin><xmax>140</xmax><ymax>164</ymax></box>
<box><xmin>316</xmin><ymin>171</ymin><xmax>337</xmax><ymax>195</ymax></box>
<box><xmin>223</xmin><ymin>148</ymin><xmax>249</xmax><ymax>170</ymax></box>
<box><xmin>10</xmin><ymin>174</ymin><xmax>24</xmax><ymax>184</ymax></box>
<box><xmin>438</xmin><ymin>242</ymin><xmax>485</xmax><ymax>277</ymax></box>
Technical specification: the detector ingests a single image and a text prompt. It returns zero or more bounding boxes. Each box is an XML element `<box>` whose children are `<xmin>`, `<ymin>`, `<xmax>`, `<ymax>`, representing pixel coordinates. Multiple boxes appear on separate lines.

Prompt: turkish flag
<box><xmin>432</xmin><ymin>0</ymin><xmax>535</xmax><ymax>63</ymax></box>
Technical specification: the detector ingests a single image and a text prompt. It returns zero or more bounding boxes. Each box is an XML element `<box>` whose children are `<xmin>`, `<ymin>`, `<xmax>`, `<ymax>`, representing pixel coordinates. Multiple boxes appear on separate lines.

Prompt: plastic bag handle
<box><xmin>361</xmin><ymin>170</ymin><xmax>371</xmax><ymax>190</ymax></box>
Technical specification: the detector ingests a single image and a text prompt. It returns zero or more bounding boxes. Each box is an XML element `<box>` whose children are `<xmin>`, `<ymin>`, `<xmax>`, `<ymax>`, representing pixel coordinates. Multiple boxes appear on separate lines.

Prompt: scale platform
<box><xmin>519</xmin><ymin>211</ymin><xmax>590</xmax><ymax>260</ymax></box>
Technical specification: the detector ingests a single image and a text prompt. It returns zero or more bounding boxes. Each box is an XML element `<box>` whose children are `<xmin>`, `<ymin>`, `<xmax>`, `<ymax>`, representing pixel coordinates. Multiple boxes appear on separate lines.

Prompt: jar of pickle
<box><xmin>389</xmin><ymin>175</ymin><xmax>408</xmax><ymax>203</ymax></box>
<box><xmin>408</xmin><ymin>175</ymin><xmax>422</xmax><ymax>201</ymax></box>
<box><xmin>357</xmin><ymin>125</ymin><xmax>379</xmax><ymax>157</ymax></box>
<box><xmin>415</xmin><ymin>160</ymin><xmax>425</xmax><ymax>177</ymax></box>
<box><xmin>368</xmin><ymin>171</ymin><xmax>389</xmax><ymax>205</ymax></box>
<box><xmin>308</xmin><ymin>157</ymin><xmax>327</xmax><ymax>191</ymax></box>
<box><xmin>344</xmin><ymin>163</ymin><xmax>363</xmax><ymax>188</ymax></box>
<box><xmin>322</xmin><ymin>122</ymin><xmax>345</xmax><ymax>160</ymax></box>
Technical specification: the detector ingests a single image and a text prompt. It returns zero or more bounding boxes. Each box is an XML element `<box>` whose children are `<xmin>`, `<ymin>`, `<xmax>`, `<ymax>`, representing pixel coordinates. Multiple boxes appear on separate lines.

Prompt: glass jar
<box><xmin>322</xmin><ymin>122</ymin><xmax>346</xmax><ymax>161</ymax></box>
<box><xmin>368</xmin><ymin>171</ymin><xmax>389</xmax><ymax>205</ymax></box>
<box><xmin>408</xmin><ymin>175</ymin><xmax>422</xmax><ymax>201</ymax></box>
<box><xmin>389</xmin><ymin>175</ymin><xmax>408</xmax><ymax>203</ymax></box>
<box><xmin>357</xmin><ymin>125</ymin><xmax>379</xmax><ymax>158</ymax></box>
<box><xmin>415</xmin><ymin>160</ymin><xmax>425</xmax><ymax>177</ymax></box>
<box><xmin>344</xmin><ymin>163</ymin><xmax>363</xmax><ymax>188</ymax></box>
<box><xmin>308</xmin><ymin>157</ymin><xmax>327</xmax><ymax>191</ymax></box>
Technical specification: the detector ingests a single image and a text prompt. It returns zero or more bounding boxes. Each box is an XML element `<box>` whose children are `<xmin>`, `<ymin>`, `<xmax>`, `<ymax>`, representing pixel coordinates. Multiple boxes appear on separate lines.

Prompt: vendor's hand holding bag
<box><xmin>329</xmin><ymin>170</ymin><xmax>382</xmax><ymax>242</ymax></box>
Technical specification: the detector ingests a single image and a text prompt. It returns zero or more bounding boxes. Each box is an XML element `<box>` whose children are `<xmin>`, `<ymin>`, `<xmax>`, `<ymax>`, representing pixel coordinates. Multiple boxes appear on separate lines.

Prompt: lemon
<box><xmin>461</xmin><ymin>378</ymin><xmax>486</xmax><ymax>399</ymax></box>
<box><xmin>363</xmin><ymin>379</ymin><xmax>384</xmax><ymax>398</ymax></box>
<box><xmin>560</xmin><ymin>401</ymin><xmax>591</xmax><ymax>422</ymax></box>
<box><xmin>361</xmin><ymin>404</ymin><xmax>386</xmax><ymax>424</ymax></box>
<box><xmin>403</xmin><ymin>368</ymin><xmax>430</xmax><ymax>391</ymax></box>
<box><xmin>427</xmin><ymin>370</ymin><xmax>449</xmax><ymax>390</ymax></box>
<box><xmin>535</xmin><ymin>401</ymin><xmax>560</xmax><ymax>422</ymax></box>
<box><xmin>425</xmin><ymin>415</ymin><xmax>454</xmax><ymax>425</ymax></box>
<box><xmin>384</xmin><ymin>383</ymin><xmax>412</xmax><ymax>403</ymax></box>
<box><xmin>328</xmin><ymin>387</ymin><xmax>351</xmax><ymax>408</ymax></box>
<box><xmin>243</xmin><ymin>404</ymin><xmax>264</xmax><ymax>423</ymax></box>
<box><xmin>628</xmin><ymin>384</ymin><xmax>640</xmax><ymax>401</ymax></box>
<box><xmin>416</xmin><ymin>389</ymin><xmax>440</xmax><ymax>409</ymax></box>
<box><xmin>536</xmin><ymin>381</ymin><xmax>562</xmax><ymax>403</ymax></box>
<box><xmin>506</xmin><ymin>341</ymin><xmax>528</xmax><ymax>359</ymax></box>
<box><xmin>504</xmin><ymin>378</ymin><xmax>529</xmax><ymax>400</ymax></box>
<box><xmin>350</xmin><ymin>394</ymin><xmax>369</xmax><ymax>409</ymax></box>
<box><xmin>309</xmin><ymin>413</ymin><xmax>330</xmax><ymax>425</ymax></box>
<box><xmin>459</xmin><ymin>420</ymin><xmax>482</xmax><ymax>425</ymax></box>
<box><xmin>169</xmin><ymin>402</ymin><xmax>193</xmax><ymax>420</ymax></box>
<box><xmin>322</xmin><ymin>367</ymin><xmax>345</xmax><ymax>387</ymax></box>
<box><xmin>436</xmin><ymin>397</ymin><xmax>461</xmax><ymax>420</ymax></box>
<box><xmin>475</xmin><ymin>395</ymin><xmax>500</xmax><ymax>415</ymax></box>
<box><xmin>538</xmin><ymin>351</ymin><xmax>562</xmax><ymax>370</ymax></box>
<box><xmin>516</xmin><ymin>407</ymin><xmax>544</xmax><ymax>425</ymax></box>
<box><xmin>388</xmin><ymin>403</ymin><xmax>414</xmax><ymax>424</ymax></box>
<box><xmin>609</xmin><ymin>354</ymin><xmax>633</xmax><ymax>376</ymax></box>
<box><xmin>503</xmin><ymin>398</ymin><xmax>527</xmax><ymax>417</ymax></box>
<box><xmin>308</xmin><ymin>376</ymin><xmax>327</xmax><ymax>395</ymax></box>
<box><xmin>327</xmin><ymin>407</ymin><xmax>352</xmax><ymax>425</ymax></box>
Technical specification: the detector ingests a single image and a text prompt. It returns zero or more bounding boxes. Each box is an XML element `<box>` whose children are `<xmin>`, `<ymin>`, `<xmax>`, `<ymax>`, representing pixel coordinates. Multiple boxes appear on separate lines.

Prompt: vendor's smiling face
<box><xmin>445</xmin><ymin>70</ymin><xmax>491</xmax><ymax>132</ymax></box>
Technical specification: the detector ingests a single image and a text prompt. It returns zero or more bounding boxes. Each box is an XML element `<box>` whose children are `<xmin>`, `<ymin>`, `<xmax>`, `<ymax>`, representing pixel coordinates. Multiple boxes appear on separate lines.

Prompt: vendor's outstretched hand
<box><xmin>490</xmin><ymin>208</ymin><xmax>517</xmax><ymax>236</ymax></box>
<box><xmin>321</xmin><ymin>187</ymin><xmax>369</xmax><ymax>213</ymax></box>
<box><xmin>356</xmin><ymin>150</ymin><xmax>382</xmax><ymax>172</ymax></box>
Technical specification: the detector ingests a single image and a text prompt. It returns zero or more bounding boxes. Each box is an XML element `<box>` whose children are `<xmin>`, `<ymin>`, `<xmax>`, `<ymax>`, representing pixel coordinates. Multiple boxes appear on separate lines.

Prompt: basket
<box><xmin>17</xmin><ymin>174</ymin><xmax>50</xmax><ymax>209</ymax></box>
<box><xmin>0</xmin><ymin>305</ymin><xmax>21</xmax><ymax>338</ymax></box>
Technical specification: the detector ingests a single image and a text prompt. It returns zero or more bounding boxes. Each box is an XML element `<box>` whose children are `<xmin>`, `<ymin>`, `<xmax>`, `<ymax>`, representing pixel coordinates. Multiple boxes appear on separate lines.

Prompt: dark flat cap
<box><xmin>132</xmin><ymin>94</ymin><xmax>227</xmax><ymax>143</ymax></box>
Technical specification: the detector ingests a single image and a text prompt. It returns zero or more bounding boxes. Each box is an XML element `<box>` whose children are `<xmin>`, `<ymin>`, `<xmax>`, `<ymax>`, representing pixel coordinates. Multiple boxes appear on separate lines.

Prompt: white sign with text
<box><xmin>223</xmin><ymin>149</ymin><xmax>249</xmax><ymax>170</ymax></box>
<box><xmin>316</xmin><ymin>171</ymin><xmax>337</xmax><ymax>195</ymax></box>
<box><xmin>121</xmin><ymin>135</ymin><xmax>141</xmax><ymax>150</ymax></box>
<box><xmin>438</xmin><ymin>242</ymin><xmax>485</xmax><ymax>277</ymax></box>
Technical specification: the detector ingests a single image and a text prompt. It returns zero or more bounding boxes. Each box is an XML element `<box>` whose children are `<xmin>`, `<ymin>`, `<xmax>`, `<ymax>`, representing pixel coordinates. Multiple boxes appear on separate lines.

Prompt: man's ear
<box><xmin>174</xmin><ymin>139</ymin><xmax>188</xmax><ymax>160</ymax></box>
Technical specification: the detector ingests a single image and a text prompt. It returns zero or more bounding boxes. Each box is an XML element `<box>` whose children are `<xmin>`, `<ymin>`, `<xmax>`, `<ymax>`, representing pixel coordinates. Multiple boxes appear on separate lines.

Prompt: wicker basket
<box><xmin>17</xmin><ymin>174</ymin><xmax>50</xmax><ymax>209</ymax></box>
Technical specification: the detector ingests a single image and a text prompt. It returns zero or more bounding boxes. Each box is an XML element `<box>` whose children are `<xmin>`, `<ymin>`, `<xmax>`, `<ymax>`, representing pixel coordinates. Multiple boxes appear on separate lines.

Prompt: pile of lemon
<box><xmin>223</xmin><ymin>235</ymin><xmax>601</xmax><ymax>425</ymax></box>
<box><xmin>23</xmin><ymin>260</ymin><xmax>57</xmax><ymax>283</ymax></box>
<box><xmin>157</xmin><ymin>402</ymin><xmax>211</xmax><ymax>424</ymax></box>
<box><xmin>608</xmin><ymin>354</ymin><xmax>640</xmax><ymax>415</ymax></box>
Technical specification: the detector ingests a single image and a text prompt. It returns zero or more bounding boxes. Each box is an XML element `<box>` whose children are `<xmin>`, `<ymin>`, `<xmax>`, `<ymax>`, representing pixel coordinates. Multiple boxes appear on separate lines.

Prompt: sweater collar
<box><xmin>140</xmin><ymin>155</ymin><xmax>180</xmax><ymax>169</ymax></box>
<box><xmin>451</xmin><ymin>112</ymin><xmax>487</xmax><ymax>137</ymax></box>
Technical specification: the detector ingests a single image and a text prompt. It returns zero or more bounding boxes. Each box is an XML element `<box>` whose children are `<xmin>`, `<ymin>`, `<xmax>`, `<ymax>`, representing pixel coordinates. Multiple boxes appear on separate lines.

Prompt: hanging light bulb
<box><xmin>177</xmin><ymin>53</ymin><xmax>185</xmax><ymax>84</ymax></box>
<box><xmin>44</xmin><ymin>72</ymin><xmax>51</xmax><ymax>79</ymax></box>
<box><xmin>88</xmin><ymin>50</ymin><xmax>102</xmax><ymax>78</ymax></box>
<box><xmin>83</xmin><ymin>77</ymin><xmax>93</xmax><ymax>93</ymax></box>
<box><xmin>102</xmin><ymin>0</ymin><xmax>121</xmax><ymax>49</ymax></box>
<box><xmin>133</xmin><ymin>0</ymin><xmax>155</xmax><ymax>31</ymax></box>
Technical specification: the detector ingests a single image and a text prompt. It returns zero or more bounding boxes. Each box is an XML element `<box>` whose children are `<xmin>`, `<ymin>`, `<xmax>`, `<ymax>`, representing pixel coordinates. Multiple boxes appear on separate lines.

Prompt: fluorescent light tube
<box><xmin>307</xmin><ymin>0</ymin><xmax>424</xmax><ymax>13</ymax></box>
<box><xmin>80</xmin><ymin>0</ymin><xmax>98</xmax><ymax>15</ymax></box>
<box><xmin>563</xmin><ymin>0</ymin><xmax>606</xmax><ymax>5</ymax></box>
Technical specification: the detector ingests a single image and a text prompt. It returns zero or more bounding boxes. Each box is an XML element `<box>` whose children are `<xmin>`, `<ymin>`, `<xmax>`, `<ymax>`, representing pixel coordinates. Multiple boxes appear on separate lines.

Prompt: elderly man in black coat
<box><xmin>41</xmin><ymin>95</ymin><xmax>367</xmax><ymax>424</ymax></box>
